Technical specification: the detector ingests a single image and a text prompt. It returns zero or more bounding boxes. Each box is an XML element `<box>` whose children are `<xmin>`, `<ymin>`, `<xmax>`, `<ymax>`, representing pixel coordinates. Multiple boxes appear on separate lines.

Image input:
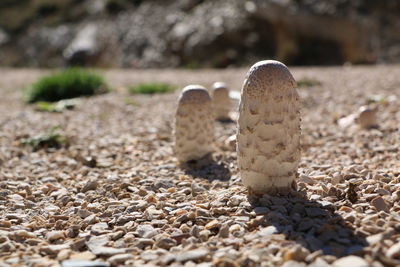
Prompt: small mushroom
<box><xmin>174</xmin><ymin>85</ymin><xmax>215</xmax><ymax>165</ymax></box>
<box><xmin>356</xmin><ymin>106</ymin><xmax>378</xmax><ymax>129</ymax></box>
<box><xmin>212</xmin><ymin>82</ymin><xmax>232</xmax><ymax>121</ymax></box>
<box><xmin>237</xmin><ymin>60</ymin><xmax>300</xmax><ymax>195</ymax></box>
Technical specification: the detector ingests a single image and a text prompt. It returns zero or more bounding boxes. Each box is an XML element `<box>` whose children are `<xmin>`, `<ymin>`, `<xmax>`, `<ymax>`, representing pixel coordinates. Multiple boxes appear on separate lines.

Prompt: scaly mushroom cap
<box><xmin>212</xmin><ymin>82</ymin><xmax>231</xmax><ymax>120</ymax></box>
<box><xmin>175</xmin><ymin>85</ymin><xmax>214</xmax><ymax>164</ymax></box>
<box><xmin>237</xmin><ymin>60</ymin><xmax>300</xmax><ymax>195</ymax></box>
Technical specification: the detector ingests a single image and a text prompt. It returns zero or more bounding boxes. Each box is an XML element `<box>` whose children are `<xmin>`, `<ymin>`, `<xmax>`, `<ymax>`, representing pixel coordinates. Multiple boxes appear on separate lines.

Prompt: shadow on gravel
<box><xmin>183</xmin><ymin>160</ymin><xmax>231</xmax><ymax>181</ymax></box>
<box><xmin>248</xmin><ymin>192</ymin><xmax>368</xmax><ymax>257</ymax></box>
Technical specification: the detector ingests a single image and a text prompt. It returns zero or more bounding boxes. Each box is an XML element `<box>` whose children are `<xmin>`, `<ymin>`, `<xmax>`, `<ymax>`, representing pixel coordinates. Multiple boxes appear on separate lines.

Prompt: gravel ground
<box><xmin>0</xmin><ymin>65</ymin><xmax>400</xmax><ymax>267</ymax></box>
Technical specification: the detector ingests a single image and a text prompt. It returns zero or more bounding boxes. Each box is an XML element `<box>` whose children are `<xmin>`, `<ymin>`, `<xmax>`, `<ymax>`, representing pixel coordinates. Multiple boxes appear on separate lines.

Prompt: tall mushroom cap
<box><xmin>237</xmin><ymin>60</ymin><xmax>300</xmax><ymax>195</ymax></box>
<box><xmin>243</xmin><ymin>60</ymin><xmax>296</xmax><ymax>97</ymax></box>
<box><xmin>212</xmin><ymin>82</ymin><xmax>231</xmax><ymax>120</ymax></box>
<box><xmin>174</xmin><ymin>85</ymin><xmax>214</xmax><ymax>164</ymax></box>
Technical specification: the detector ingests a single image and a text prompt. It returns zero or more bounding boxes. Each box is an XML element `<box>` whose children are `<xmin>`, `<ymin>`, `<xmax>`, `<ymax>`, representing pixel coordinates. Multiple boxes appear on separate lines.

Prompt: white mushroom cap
<box><xmin>174</xmin><ymin>85</ymin><xmax>214</xmax><ymax>164</ymax></box>
<box><xmin>179</xmin><ymin>85</ymin><xmax>211</xmax><ymax>105</ymax></box>
<box><xmin>237</xmin><ymin>60</ymin><xmax>300</xmax><ymax>195</ymax></box>
<box><xmin>242</xmin><ymin>60</ymin><xmax>296</xmax><ymax>98</ymax></box>
<box><xmin>212</xmin><ymin>82</ymin><xmax>228</xmax><ymax>90</ymax></box>
<box><xmin>357</xmin><ymin>106</ymin><xmax>378</xmax><ymax>129</ymax></box>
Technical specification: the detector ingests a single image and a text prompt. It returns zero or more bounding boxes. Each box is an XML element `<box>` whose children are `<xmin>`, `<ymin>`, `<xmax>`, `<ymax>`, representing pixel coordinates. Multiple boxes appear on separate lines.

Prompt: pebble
<box><xmin>81</xmin><ymin>180</ymin><xmax>99</xmax><ymax>193</ymax></box>
<box><xmin>155</xmin><ymin>236</ymin><xmax>177</xmax><ymax>249</ymax></box>
<box><xmin>332</xmin><ymin>256</ymin><xmax>369</xmax><ymax>267</ymax></box>
<box><xmin>78</xmin><ymin>209</ymin><xmax>93</xmax><ymax>219</ymax></box>
<box><xmin>258</xmin><ymin>226</ymin><xmax>278</xmax><ymax>236</ymax></box>
<box><xmin>107</xmin><ymin>254</ymin><xmax>134</xmax><ymax>265</ymax></box>
<box><xmin>205</xmin><ymin>220</ymin><xmax>220</xmax><ymax>230</ymax></box>
<box><xmin>386</xmin><ymin>242</ymin><xmax>400</xmax><ymax>258</ymax></box>
<box><xmin>40</xmin><ymin>244</ymin><xmax>70</xmax><ymax>255</ymax></box>
<box><xmin>46</xmin><ymin>230</ymin><xmax>65</xmax><ymax>242</ymax></box>
<box><xmin>371</xmin><ymin>196</ymin><xmax>390</xmax><ymax>212</ymax></box>
<box><xmin>70</xmin><ymin>251</ymin><xmax>96</xmax><ymax>261</ymax></box>
<box><xmin>218</xmin><ymin>223</ymin><xmax>230</xmax><ymax>238</ymax></box>
<box><xmin>137</xmin><ymin>224</ymin><xmax>158</xmax><ymax>238</ymax></box>
<box><xmin>137</xmin><ymin>238</ymin><xmax>155</xmax><ymax>248</ymax></box>
<box><xmin>176</xmin><ymin>249</ymin><xmax>210</xmax><ymax>262</ymax></box>
<box><xmin>90</xmin><ymin>246</ymin><xmax>126</xmax><ymax>257</ymax></box>
<box><xmin>61</xmin><ymin>260</ymin><xmax>109</xmax><ymax>267</ymax></box>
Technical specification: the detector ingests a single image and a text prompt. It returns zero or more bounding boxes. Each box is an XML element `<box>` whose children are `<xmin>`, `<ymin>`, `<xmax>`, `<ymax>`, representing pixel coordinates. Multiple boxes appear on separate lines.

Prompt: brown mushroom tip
<box><xmin>212</xmin><ymin>81</ymin><xmax>228</xmax><ymax>90</ymax></box>
<box><xmin>244</xmin><ymin>60</ymin><xmax>296</xmax><ymax>97</ymax></box>
<box><xmin>179</xmin><ymin>85</ymin><xmax>211</xmax><ymax>104</ymax></box>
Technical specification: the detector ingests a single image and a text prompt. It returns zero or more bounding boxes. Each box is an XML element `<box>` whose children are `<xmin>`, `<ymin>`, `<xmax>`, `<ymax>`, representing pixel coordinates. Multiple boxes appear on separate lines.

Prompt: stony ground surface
<box><xmin>0</xmin><ymin>66</ymin><xmax>400</xmax><ymax>267</ymax></box>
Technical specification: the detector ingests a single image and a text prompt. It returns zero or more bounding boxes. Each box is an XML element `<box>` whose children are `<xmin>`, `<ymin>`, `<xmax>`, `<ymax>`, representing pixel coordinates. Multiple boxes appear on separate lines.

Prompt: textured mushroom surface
<box><xmin>174</xmin><ymin>85</ymin><xmax>214</xmax><ymax>164</ymax></box>
<box><xmin>212</xmin><ymin>82</ymin><xmax>232</xmax><ymax>120</ymax></box>
<box><xmin>237</xmin><ymin>60</ymin><xmax>300</xmax><ymax>195</ymax></box>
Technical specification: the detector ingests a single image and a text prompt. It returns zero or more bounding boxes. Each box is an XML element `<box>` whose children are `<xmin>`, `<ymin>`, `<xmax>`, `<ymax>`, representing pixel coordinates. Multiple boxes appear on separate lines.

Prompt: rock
<box><xmin>299</xmin><ymin>174</ymin><xmax>316</xmax><ymax>184</ymax></box>
<box><xmin>371</xmin><ymin>196</ymin><xmax>390</xmax><ymax>212</ymax></box>
<box><xmin>90</xmin><ymin>246</ymin><xmax>126</xmax><ymax>257</ymax></box>
<box><xmin>333</xmin><ymin>256</ymin><xmax>369</xmax><ymax>267</ymax></box>
<box><xmin>155</xmin><ymin>236</ymin><xmax>177</xmax><ymax>250</ymax></box>
<box><xmin>366</xmin><ymin>233</ymin><xmax>383</xmax><ymax>245</ymax></box>
<box><xmin>309</xmin><ymin>258</ymin><xmax>330</xmax><ymax>267</ymax></box>
<box><xmin>81</xmin><ymin>180</ymin><xmax>99</xmax><ymax>193</ymax></box>
<box><xmin>192</xmin><ymin>183</ymin><xmax>206</xmax><ymax>195</ymax></box>
<box><xmin>386</xmin><ymin>242</ymin><xmax>400</xmax><ymax>259</ymax></box>
<box><xmin>137</xmin><ymin>238</ymin><xmax>155</xmax><ymax>248</ymax></box>
<box><xmin>108</xmin><ymin>254</ymin><xmax>134</xmax><ymax>265</ymax></box>
<box><xmin>258</xmin><ymin>226</ymin><xmax>278</xmax><ymax>236</ymax></box>
<box><xmin>281</xmin><ymin>261</ymin><xmax>306</xmax><ymax>267</ymax></box>
<box><xmin>46</xmin><ymin>231</ymin><xmax>65</xmax><ymax>242</ymax></box>
<box><xmin>205</xmin><ymin>220</ymin><xmax>220</xmax><ymax>231</ymax></box>
<box><xmin>283</xmin><ymin>246</ymin><xmax>309</xmax><ymax>262</ymax></box>
<box><xmin>64</xmin><ymin>24</ymin><xmax>99</xmax><ymax>66</ymax></box>
<box><xmin>70</xmin><ymin>251</ymin><xmax>96</xmax><ymax>261</ymax></box>
<box><xmin>218</xmin><ymin>223</ymin><xmax>230</xmax><ymax>238</ymax></box>
<box><xmin>0</xmin><ymin>241</ymin><xmax>15</xmax><ymax>252</ymax></box>
<box><xmin>153</xmin><ymin>179</ymin><xmax>175</xmax><ymax>190</ymax></box>
<box><xmin>91</xmin><ymin>222</ymin><xmax>111</xmax><ymax>235</ymax></box>
<box><xmin>176</xmin><ymin>249</ymin><xmax>209</xmax><ymax>262</ymax></box>
<box><xmin>40</xmin><ymin>244</ymin><xmax>70</xmax><ymax>255</ymax></box>
<box><xmin>78</xmin><ymin>209</ymin><xmax>93</xmax><ymax>219</ymax></box>
<box><xmin>137</xmin><ymin>224</ymin><xmax>158</xmax><ymax>238</ymax></box>
<box><xmin>61</xmin><ymin>260</ymin><xmax>109</xmax><ymax>267</ymax></box>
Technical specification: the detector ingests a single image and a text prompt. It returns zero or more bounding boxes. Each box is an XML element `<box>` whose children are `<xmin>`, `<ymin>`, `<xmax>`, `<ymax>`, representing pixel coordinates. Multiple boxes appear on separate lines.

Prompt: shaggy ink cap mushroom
<box><xmin>212</xmin><ymin>81</ymin><xmax>232</xmax><ymax>121</ymax></box>
<box><xmin>174</xmin><ymin>85</ymin><xmax>215</xmax><ymax>164</ymax></box>
<box><xmin>237</xmin><ymin>60</ymin><xmax>300</xmax><ymax>195</ymax></box>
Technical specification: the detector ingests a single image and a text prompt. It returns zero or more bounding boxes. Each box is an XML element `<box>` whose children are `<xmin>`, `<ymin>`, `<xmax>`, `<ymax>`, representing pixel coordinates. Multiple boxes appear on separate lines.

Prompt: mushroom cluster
<box><xmin>173</xmin><ymin>60</ymin><xmax>300</xmax><ymax>196</ymax></box>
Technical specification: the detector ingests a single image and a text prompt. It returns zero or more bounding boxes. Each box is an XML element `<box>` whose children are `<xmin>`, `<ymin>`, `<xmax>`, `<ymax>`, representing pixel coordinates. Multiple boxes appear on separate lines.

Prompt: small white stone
<box><xmin>333</xmin><ymin>256</ymin><xmax>369</xmax><ymax>267</ymax></box>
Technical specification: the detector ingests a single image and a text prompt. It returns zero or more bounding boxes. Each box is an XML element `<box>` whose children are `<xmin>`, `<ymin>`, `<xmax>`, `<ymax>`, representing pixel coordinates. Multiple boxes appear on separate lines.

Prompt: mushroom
<box><xmin>237</xmin><ymin>60</ymin><xmax>301</xmax><ymax>195</ymax></box>
<box><xmin>212</xmin><ymin>82</ymin><xmax>232</xmax><ymax>121</ymax></box>
<box><xmin>357</xmin><ymin>106</ymin><xmax>378</xmax><ymax>129</ymax></box>
<box><xmin>174</xmin><ymin>85</ymin><xmax>215</xmax><ymax>165</ymax></box>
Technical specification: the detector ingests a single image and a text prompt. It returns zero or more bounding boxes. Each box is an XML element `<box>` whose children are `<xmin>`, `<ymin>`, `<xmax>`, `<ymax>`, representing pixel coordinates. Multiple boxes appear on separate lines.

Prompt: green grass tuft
<box><xmin>26</xmin><ymin>68</ymin><xmax>108</xmax><ymax>103</ymax></box>
<box><xmin>128</xmin><ymin>83</ymin><xmax>175</xmax><ymax>95</ymax></box>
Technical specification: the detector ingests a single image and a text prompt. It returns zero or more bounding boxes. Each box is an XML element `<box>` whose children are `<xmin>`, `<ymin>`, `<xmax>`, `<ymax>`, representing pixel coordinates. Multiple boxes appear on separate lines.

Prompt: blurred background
<box><xmin>0</xmin><ymin>0</ymin><xmax>399</xmax><ymax>69</ymax></box>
